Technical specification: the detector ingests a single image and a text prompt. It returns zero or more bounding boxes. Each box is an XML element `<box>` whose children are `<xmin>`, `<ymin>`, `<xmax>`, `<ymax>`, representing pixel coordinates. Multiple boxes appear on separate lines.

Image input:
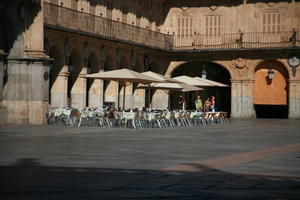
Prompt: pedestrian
<box><xmin>204</xmin><ymin>97</ymin><xmax>211</xmax><ymax>112</ymax></box>
<box><xmin>178</xmin><ymin>94</ymin><xmax>187</xmax><ymax>110</ymax></box>
<box><xmin>210</xmin><ymin>96</ymin><xmax>216</xmax><ymax>112</ymax></box>
<box><xmin>195</xmin><ymin>95</ymin><xmax>203</xmax><ymax>111</ymax></box>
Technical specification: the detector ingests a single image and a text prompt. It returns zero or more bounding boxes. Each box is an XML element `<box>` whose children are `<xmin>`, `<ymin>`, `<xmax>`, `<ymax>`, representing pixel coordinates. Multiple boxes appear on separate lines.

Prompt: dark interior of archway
<box><xmin>254</xmin><ymin>105</ymin><xmax>288</xmax><ymax>118</ymax></box>
<box><xmin>172</xmin><ymin>62</ymin><xmax>231</xmax><ymax>113</ymax></box>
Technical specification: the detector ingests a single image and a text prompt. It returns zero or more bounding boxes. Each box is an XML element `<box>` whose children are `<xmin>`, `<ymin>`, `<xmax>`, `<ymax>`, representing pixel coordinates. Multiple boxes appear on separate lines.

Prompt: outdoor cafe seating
<box><xmin>47</xmin><ymin>107</ymin><xmax>229</xmax><ymax>129</ymax></box>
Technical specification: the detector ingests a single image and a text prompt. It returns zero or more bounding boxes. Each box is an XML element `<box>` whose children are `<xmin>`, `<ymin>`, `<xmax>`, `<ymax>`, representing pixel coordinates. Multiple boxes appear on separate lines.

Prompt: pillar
<box><xmin>133</xmin><ymin>88</ymin><xmax>145</xmax><ymax>109</ymax></box>
<box><xmin>0</xmin><ymin>51</ymin><xmax>7</xmax><ymax>124</ymax></box>
<box><xmin>2</xmin><ymin>0</ymin><xmax>50</xmax><ymax>124</ymax></box>
<box><xmin>50</xmin><ymin>70</ymin><xmax>68</xmax><ymax>108</ymax></box>
<box><xmin>288</xmin><ymin>80</ymin><xmax>300</xmax><ymax>119</ymax></box>
<box><xmin>71</xmin><ymin>58</ymin><xmax>87</xmax><ymax>108</ymax></box>
<box><xmin>231</xmin><ymin>79</ymin><xmax>255</xmax><ymax>118</ymax></box>
<box><xmin>88</xmin><ymin>69</ymin><xmax>104</xmax><ymax>108</ymax></box>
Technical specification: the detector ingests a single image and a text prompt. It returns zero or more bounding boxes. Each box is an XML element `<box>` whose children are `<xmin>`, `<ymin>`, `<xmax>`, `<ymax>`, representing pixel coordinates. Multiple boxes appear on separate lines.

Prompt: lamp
<box><xmin>268</xmin><ymin>68</ymin><xmax>274</xmax><ymax>80</ymax></box>
<box><xmin>201</xmin><ymin>64</ymin><xmax>207</xmax><ymax>79</ymax></box>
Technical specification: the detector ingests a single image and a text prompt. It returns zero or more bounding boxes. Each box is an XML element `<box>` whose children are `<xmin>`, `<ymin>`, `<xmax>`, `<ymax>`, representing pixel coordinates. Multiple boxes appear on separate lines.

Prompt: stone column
<box><xmin>288</xmin><ymin>80</ymin><xmax>300</xmax><ymax>119</ymax></box>
<box><xmin>133</xmin><ymin>88</ymin><xmax>145</xmax><ymax>109</ymax></box>
<box><xmin>71</xmin><ymin>59</ymin><xmax>87</xmax><ymax>108</ymax></box>
<box><xmin>88</xmin><ymin>68</ymin><xmax>104</xmax><ymax>108</ymax></box>
<box><xmin>125</xmin><ymin>83</ymin><xmax>134</xmax><ymax>109</ymax></box>
<box><xmin>50</xmin><ymin>70</ymin><xmax>69</xmax><ymax>108</ymax></box>
<box><xmin>2</xmin><ymin>0</ymin><xmax>50</xmax><ymax>124</ymax></box>
<box><xmin>0</xmin><ymin>51</ymin><xmax>7</xmax><ymax>124</ymax></box>
<box><xmin>231</xmin><ymin>79</ymin><xmax>255</xmax><ymax>118</ymax></box>
<box><xmin>152</xmin><ymin>90</ymin><xmax>169</xmax><ymax>109</ymax></box>
<box><xmin>0</xmin><ymin>50</ymin><xmax>6</xmax><ymax>101</ymax></box>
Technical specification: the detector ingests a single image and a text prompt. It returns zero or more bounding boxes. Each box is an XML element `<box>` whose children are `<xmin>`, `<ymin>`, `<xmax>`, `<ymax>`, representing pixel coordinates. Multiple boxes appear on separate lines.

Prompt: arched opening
<box><xmin>253</xmin><ymin>60</ymin><xmax>289</xmax><ymax>118</ymax></box>
<box><xmin>171</xmin><ymin>62</ymin><xmax>231</xmax><ymax>113</ymax></box>
<box><xmin>48</xmin><ymin>45</ymin><xmax>64</xmax><ymax>106</ymax></box>
<box><xmin>68</xmin><ymin>49</ymin><xmax>81</xmax><ymax>107</ymax></box>
<box><xmin>86</xmin><ymin>52</ymin><xmax>98</xmax><ymax>107</ymax></box>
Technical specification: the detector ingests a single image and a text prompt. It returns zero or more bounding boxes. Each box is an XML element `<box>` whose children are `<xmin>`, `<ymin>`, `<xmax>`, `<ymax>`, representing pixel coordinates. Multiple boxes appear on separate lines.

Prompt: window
<box><xmin>205</xmin><ymin>15</ymin><xmax>221</xmax><ymax>35</ymax></box>
<box><xmin>262</xmin><ymin>13</ymin><xmax>281</xmax><ymax>32</ymax></box>
<box><xmin>177</xmin><ymin>17</ymin><xmax>193</xmax><ymax>39</ymax></box>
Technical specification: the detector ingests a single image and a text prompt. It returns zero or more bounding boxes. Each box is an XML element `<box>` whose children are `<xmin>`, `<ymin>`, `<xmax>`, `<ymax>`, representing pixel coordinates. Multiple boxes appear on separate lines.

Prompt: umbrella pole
<box><xmin>148</xmin><ymin>84</ymin><xmax>151</xmax><ymax>109</ymax></box>
<box><xmin>183</xmin><ymin>92</ymin><xmax>186</xmax><ymax>110</ymax></box>
<box><xmin>123</xmin><ymin>82</ymin><xmax>126</xmax><ymax>111</ymax></box>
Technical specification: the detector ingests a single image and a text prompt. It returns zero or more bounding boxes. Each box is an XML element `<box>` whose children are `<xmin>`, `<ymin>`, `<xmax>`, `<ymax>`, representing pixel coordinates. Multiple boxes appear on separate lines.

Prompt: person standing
<box><xmin>195</xmin><ymin>95</ymin><xmax>203</xmax><ymax>111</ymax></box>
<box><xmin>204</xmin><ymin>97</ymin><xmax>211</xmax><ymax>112</ymax></box>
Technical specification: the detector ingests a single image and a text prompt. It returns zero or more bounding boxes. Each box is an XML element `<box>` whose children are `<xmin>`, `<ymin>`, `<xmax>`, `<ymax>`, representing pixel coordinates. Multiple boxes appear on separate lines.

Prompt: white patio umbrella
<box><xmin>84</xmin><ymin>68</ymin><xmax>163</xmax><ymax>110</ymax></box>
<box><xmin>141</xmin><ymin>71</ymin><xmax>181</xmax><ymax>108</ymax></box>
<box><xmin>172</xmin><ymin>75</ymin><xmax>214</xmax><ymax>87</ymax></box>
<box><xmin>139</xmin><ymin>82</ymin><xmax>203</xmax><ymax>109</ymax></box>
<box><xmin>193</xmin><ymin>77</ymin><xmax>229</xmax><ymax>87</ymax></box>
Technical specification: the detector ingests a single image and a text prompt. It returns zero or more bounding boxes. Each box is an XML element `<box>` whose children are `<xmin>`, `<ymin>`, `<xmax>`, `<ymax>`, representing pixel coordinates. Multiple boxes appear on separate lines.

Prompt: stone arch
<box><xmin>251</xmin><ymin>59</ymin><xmax>291</xmax><ymax>80</ymax></box>
<box><xmin>170</xmin><ymin>61</ymin><xmax>232</xmax><ymax>112</ymax></box>
<box><xmin>253</xmin><ymin>59</ymin><xmax>289</xmax><ymax>118</ymax></box>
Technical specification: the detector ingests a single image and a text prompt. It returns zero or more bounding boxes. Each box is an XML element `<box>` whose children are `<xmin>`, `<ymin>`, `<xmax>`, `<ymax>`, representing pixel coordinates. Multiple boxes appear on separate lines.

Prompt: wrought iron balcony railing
<box><xmin>44</xmin><ymin>2</ymin><xmax>173</xmax><ymax>50</ymax></box>
<box><xmin>173</xmin><ymin>31</ymin><xmax>299</xmax><ymax>51</ymax></box>
<box><xmin>44</xmin><ymin>3</ymin><xmax>299</xmax><ymax>52</ymax></box>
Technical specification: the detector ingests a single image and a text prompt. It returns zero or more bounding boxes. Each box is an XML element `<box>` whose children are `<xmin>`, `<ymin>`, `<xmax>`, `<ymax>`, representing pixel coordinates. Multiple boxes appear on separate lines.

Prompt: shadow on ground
<box><xmin>0</xmin><ymin>158</ymin><xmax>299</xmax><ymax>200</ymax></box>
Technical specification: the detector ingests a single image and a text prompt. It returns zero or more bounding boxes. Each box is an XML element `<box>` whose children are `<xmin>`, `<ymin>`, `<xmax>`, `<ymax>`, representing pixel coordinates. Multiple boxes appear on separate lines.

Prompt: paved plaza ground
<box><xmin>0</xmin><ymin>119</ymin><xmax>300</xmax><ymax>199</ymax></box>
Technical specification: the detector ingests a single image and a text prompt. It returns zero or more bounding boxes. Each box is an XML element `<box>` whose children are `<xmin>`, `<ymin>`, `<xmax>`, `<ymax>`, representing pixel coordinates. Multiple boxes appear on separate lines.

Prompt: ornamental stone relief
<box><xmin>232</xmin><ymin>58</ymin><xmax>251</xmax><ymax>77</ymax></box>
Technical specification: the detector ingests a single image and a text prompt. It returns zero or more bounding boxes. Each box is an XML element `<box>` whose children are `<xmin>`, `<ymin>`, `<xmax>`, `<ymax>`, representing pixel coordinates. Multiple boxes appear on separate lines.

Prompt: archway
<box><xmin>171</xmin><ymin>61</ymin><xmax>231</xmax><ymax>112</ymax></box>
<box><xmin>48</xmin><ymin>45</ymin><xmax>64</xmax><ymax>106</ymax></box>
<box><xmin>86</xmin><ymin>52</ymin><xmax>99</xmax><ymax>107</ymax></box>
<box><xmin>253</xmin><ymin>60</ymin><xmax>289</xmax><ymax>118</ymax></box>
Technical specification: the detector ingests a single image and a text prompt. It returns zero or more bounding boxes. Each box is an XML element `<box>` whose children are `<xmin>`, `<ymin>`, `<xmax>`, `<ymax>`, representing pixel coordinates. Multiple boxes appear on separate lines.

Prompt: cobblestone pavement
<box><xmin>0</xmin><ymin>119</ymin><xmax>300</xmax><ymax>199</ymax></box>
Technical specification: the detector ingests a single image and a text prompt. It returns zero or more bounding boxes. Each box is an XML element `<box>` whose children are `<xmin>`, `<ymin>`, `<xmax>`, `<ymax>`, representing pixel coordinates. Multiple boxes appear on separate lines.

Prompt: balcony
<box><xmin>173</xmin><ymin>31</ymin><xmax>300</xmax><ymax>51</ymax></box>
<box><xmin>44</xmin><ymin>2</ymin><xmax>173</xmax><ymax>50</ymax></box>
<box><xmin>44</xmin><ymin>3</ymin><xmax>299</xmax><ymax>52</ymax></box>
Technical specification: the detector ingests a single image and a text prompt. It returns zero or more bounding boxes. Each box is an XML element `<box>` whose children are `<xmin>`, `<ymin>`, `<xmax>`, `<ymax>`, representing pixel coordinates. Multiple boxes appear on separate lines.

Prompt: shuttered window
<box><xmin>262</xmin><ymin>13</ymin><xmax>281</xmax><ymax>32</ymax></box>
<box><xmin>177</xmin><ymin>17</ymin><xmax>193</xmax><ymax>39</ymax></box>
<box><xmin>205</xmin><ymin>15</ymin><xmax>221</xmax><ymax>35</ymax></box>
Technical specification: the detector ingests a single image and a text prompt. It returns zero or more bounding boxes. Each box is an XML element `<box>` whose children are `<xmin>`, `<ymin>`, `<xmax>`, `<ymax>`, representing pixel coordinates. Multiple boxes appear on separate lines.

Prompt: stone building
<box><xmin>0</xmin><ymin>0</ymin><xmax>299</xmax><ymax>124</ymax></box>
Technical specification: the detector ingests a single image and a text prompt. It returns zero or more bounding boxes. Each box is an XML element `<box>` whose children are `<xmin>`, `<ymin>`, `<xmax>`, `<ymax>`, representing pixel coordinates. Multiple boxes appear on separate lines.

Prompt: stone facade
<box><xmin>0</xmin><ymin>0</ymin><xmax>300</xmax><ymax>124</ymax></box>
